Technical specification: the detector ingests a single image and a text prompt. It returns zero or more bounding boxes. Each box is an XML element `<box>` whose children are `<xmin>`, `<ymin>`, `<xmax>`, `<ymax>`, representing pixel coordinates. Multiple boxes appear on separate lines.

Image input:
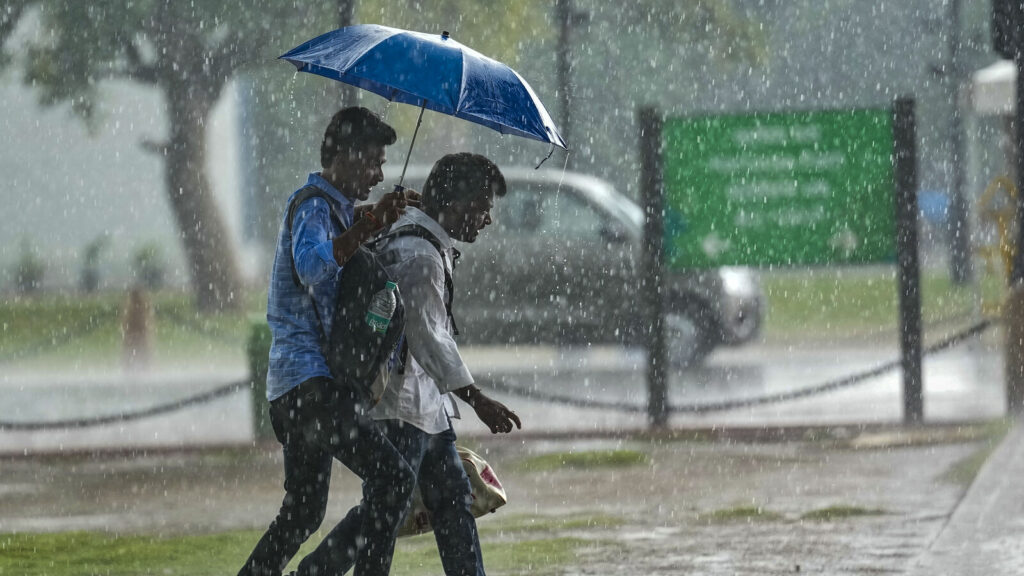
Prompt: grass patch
<box><xmin>0</xmin><ymin>530</ymin><xmax>262</xmax><ymax>576</ymax></box>
<box><xmin>941</xmin><ymin>419</ymin><xmax>1013</xmax><ymax>486</ymax></box>
<box><xmin>0</xmin><ymin>530</ymin><xmax>596</xmax><ymax>576</ymax></box>
<box><xmin>478</xmin><ymin>513</ymin><xmax>625</xmax><ymax>537</ymax></box>
<box><xmin>0</xmin><ymin>290</ymin><xmax>258</xmax><ymax>368</ymax></box>
<box><xmin>698</xmin><ymin>505</ymin><xmax>782</xmax><ymax>524</ymax></box>
<box><xmin>761</xmin><ymin>267</ymin><xmax>1001</xmax><ymax>341</ymax></box>
<box><xmin>800</xmin><ymin>505</ymin><xmax>888</xmax><ymax>521</ymax></box>
<box><xmin>845</xmin><ymin>420</ymin><xmax>1013</xmax><ymax>450</ymax></box>
<box><xmin>516</xmin><ymin>449</ymin><xmax>648</xmax><ymax>472</ymax></box>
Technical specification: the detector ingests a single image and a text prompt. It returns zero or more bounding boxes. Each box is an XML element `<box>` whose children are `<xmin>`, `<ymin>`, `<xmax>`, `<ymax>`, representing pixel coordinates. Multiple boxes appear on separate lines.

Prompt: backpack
<box><xmin>375</xmin><ymin>224</ymin><xmax>460</xmax><ymax>375</ymax></box>
<box><xmin>286</xmin><ymin>185</ymin><xmax>406</xmax><ymax>405</ymax></box>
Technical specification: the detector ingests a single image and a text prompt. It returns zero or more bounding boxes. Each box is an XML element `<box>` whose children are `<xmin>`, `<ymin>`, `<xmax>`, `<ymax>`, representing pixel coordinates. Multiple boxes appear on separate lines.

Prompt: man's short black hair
<box><xmin>422</xmin><ymin>153</ymin><xmax>506</xmax><ymax>212</ymax></box>
<box><xmin>320</xmin><ymin>107</ymin><xmax>397</xmax><ymax>169</ymax></box>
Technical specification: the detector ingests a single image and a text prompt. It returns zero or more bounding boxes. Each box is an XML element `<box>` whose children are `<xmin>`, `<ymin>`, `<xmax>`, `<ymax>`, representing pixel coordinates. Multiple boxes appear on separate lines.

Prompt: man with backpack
<box><xmin>239</xmin><ymin>106</ymin><xmax>420</xmax><ymax>576</ymax></box>
<box><xmin>325</xmin><ymin>153</ymin><xmax>522</xmax><ymax>576</ymax></box>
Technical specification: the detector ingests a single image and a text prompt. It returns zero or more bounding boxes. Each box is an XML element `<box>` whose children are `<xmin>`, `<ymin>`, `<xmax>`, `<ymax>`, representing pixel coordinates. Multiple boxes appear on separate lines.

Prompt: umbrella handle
<box><xmin>398</xmin><ymin>104</ymin><xmax>426</xmax><ymax>189</ymax></box>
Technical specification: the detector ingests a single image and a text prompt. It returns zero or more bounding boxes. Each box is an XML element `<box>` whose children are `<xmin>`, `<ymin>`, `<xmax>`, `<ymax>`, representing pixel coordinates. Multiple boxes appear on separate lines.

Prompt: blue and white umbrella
<box><xmin>281</xmin><ymin>24</ymin><xmax>567</xmax><ymax>184</ymax></box>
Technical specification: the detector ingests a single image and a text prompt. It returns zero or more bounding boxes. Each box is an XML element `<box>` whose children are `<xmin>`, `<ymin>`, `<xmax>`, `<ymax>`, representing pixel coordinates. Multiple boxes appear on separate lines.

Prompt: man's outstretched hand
<box><xmin>455</xmin><ymin>386</ymin><xmax>522</xmax><ymax>434</ymax></box>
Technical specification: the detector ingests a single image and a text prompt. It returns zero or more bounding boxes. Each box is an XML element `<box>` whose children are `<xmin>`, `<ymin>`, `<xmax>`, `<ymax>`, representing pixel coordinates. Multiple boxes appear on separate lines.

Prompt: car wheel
<box><xmin>664</xmin><ymin>301</ymin><xmax>719</xmax><ymax>369</ymax></box>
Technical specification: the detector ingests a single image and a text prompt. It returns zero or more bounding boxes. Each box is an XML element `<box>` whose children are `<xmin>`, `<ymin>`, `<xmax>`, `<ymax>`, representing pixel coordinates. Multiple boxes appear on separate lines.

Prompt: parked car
<box><xmin>383</xmin><ymin>166</ymin><xmax>764</xmax><ymax>366</ymax></box>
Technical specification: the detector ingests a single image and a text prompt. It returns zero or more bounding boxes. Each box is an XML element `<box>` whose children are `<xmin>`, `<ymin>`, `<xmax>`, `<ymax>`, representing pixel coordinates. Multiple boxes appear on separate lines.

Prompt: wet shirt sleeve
<box><xmin>392</xmin><ymin>251</ymin><xmax>473</xmax><ymax>394</ymax></box>
<box><xmin>291</xmin><ymin>197</ymin><xmax>341</xmax><ymax>286</ymax></box>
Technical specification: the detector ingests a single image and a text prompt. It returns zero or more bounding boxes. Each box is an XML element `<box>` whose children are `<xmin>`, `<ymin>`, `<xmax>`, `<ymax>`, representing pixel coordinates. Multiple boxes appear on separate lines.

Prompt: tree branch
<box><xmin>208</xmin><ymin>27</ymin><xmax>262</xmax><ymax>84</ymax></box>
<box><xmin>0</xmin><ymin>2</ymin><xmax>29</xmax><ymax>51</ymax></box>
<box><xmin>141</xmin><ymin>138</ymin><xmax>169</xmax><ymax>156</ymax></box>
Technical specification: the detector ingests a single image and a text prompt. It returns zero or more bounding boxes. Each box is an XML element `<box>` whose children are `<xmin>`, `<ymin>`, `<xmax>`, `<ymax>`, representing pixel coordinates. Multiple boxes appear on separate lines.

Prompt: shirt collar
<box><xmin>306</xmin><ymin>172</ymin><xmax>354</xmax><ymax>213</ymax></box>
<box><xmin>394</xmin><ymin>207</ymin><xmax>455</xmax><ymax>251</ymax></box>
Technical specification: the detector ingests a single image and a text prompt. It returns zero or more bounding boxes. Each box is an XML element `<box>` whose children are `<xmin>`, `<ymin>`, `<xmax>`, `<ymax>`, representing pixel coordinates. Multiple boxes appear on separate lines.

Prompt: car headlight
<box><xmin>718</xmin><ymin>267</ymin><xmax>759</xmax><ymax>298</ymax></box>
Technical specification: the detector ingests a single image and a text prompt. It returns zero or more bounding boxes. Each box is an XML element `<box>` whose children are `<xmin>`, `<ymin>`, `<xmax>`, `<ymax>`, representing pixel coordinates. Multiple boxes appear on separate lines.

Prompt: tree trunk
<box><xmin>163</xmin><ymin>82</ymin><xmax>243</xmax><ymax>312</ymax></box>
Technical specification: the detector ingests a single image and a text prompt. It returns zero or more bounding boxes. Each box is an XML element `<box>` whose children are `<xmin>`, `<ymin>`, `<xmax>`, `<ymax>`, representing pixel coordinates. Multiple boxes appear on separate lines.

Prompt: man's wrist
<box><xmin>363</xmin><ymin>210</ymin><xmax>384</xmax><ymax>230</ymax></box>
<box><xmin>456</xmin><ymin>385</ymin><xmax>481</xmax><ymax>407</ymax></box>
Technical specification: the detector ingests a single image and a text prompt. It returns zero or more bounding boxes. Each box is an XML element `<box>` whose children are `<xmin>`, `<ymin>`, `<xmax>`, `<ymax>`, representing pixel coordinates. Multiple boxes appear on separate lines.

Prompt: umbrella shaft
<box><xmin>399</xmin><ymin>105</ymin><xmax>426</xmax><ymax>188</ymax></box>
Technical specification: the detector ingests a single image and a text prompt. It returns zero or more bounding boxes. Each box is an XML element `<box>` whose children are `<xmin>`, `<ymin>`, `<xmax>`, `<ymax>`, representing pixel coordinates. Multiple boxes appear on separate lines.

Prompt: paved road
<box><xmin>0</xmin><ymin>330</ymin><xmax>1004</xmax><ymax>452</ymax></box>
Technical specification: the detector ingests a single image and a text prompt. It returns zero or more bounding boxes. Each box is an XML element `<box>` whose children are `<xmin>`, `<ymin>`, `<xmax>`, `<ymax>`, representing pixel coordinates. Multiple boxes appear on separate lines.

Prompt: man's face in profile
<box><xmin>334</xmin><ymin>145</ymin><xmax>386</xmax><ymax>201</ymax></box>
<box><xmin>449</xmin><ymin>191</ymin><xmax>494</xmax><ymax>243</ymax></box>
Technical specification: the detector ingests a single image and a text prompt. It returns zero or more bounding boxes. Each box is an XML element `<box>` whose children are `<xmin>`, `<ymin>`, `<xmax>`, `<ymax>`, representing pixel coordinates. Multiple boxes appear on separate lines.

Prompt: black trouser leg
<box><xmin>295</xmin><ymin>380</ymin><xmax>416</xmax><ymax>576</ymax></box>
<box><xmin>239</xmin><ymin>380</ymin><xmax>333</xmax><ymax>576</ymax></box>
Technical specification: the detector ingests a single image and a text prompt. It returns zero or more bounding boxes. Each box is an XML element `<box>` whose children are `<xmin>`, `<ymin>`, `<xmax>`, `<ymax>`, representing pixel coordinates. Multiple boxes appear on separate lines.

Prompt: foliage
<box><xmin>0</xmin><ymin>1</ymin><xmax>329</xmax><ymax>310</ymax></box>
<box><xmin>13</xmin><ymin>237</ymin><xmax>44</xmax><ymax>294</ymax></box>
<box><xmin>131</xmin><ymin>241</ymin><xmax>166</xmax><ymax>290</ymax></box>
<box><xmin>79</xmin><ymin>234</ymin><xmax>108</xmax><ymax>293</ymax></box>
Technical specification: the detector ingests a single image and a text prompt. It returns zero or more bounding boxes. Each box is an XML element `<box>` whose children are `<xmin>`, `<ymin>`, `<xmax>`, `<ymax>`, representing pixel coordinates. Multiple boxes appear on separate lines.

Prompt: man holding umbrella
<box><xmin>239</xmin><ymin>106</ymin><xmax>418</xmax><ymax>576</ymax></box>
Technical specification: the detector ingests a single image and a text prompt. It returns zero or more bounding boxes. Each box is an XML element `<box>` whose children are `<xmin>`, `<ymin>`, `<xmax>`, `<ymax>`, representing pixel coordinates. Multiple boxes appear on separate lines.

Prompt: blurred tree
<box><xmin>0</xmin><ymin>1</ymin><xmax>323</xmax><ymax>311</ymax></box>
<box><xmin>79</xmin><ymin>234</ymin><xmax>108</xmax><ymax>293</ymax></box>
<box><xmin>132</xmin><ymin>241</ymin><xmax>166</xmax><ymax>291</ymax></box>
<box><xmin>15</xmin><ymin>237</ymin><xmax>44</xmax><ymax>295</ymax></box>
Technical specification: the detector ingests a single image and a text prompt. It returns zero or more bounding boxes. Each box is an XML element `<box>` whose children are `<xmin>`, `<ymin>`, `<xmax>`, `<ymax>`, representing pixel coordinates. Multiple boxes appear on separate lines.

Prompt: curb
<box><xmin>909</xmin><ymin>416</ymin><xmax>1024</xmax><ymax>575</ymax></box>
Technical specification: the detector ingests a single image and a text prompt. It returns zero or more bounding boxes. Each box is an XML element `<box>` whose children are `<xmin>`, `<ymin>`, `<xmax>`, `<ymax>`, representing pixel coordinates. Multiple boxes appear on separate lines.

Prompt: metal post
<box><xmin>893</xmin><ymin>97</ymin><xmax>924</xmax><ymax>423</ymax></box>
<box><xmin>639</xmin><ymin>107</ymin><xmax>668</xmax><ymax>428</ymax></box>
<box><xmin>947</xmin><ymin>0</ymin><xmax>973</xmax><ymax>284</ymax></box>
<box><xmin>1005</xmin><ymin>53</ymin><xmax>1024</xmax><ymax>413</ymax></box>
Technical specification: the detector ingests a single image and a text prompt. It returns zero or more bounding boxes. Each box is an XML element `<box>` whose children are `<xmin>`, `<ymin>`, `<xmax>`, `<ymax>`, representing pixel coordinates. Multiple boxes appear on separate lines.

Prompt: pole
<box><xmin>894</xmin><ymin>97</ymin><xmax>924</xmax><ymax>423</ymax></box>
<box><xmin>639</xmin><ymin>107</ymin><xmax>668</xmax><ymax>428</ymax></box>
<box><xmin>948</xmin><ymin>0</ymin><xmax>973</xmax><ymax>284</ymax></box>
<box><xmin>1005</xmin><ymin>51</ymin><xmax>1024</xmax><ymax>413</ymax></box>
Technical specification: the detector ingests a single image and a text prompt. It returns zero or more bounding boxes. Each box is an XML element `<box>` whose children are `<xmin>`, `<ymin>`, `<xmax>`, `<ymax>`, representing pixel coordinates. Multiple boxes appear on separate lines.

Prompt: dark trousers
<box><xmin>328</xmin><ymin>419</ymin><xmax>485</xmax><ymax>576</ymax></box>
<box><xmin>238</xmin><ymin>377</ymin><xmax>416</xmax><ymax>576</ymax></box>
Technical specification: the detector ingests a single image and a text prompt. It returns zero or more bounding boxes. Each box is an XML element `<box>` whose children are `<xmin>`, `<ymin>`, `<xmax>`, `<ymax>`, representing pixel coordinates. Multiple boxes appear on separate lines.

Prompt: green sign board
<box><xmin>663</xmin><ymin>108</ymin><xmax>896</xmax><ymax>268</ymax></box>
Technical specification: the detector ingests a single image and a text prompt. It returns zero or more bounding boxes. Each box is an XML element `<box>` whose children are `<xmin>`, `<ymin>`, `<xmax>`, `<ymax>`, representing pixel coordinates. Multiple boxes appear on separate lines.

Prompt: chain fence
<box><xmin>480</xmin><ymin>318</ymin><xmax>995</xmax><ymax>415</ymax></box>
<box><xmin>0</xmin><ymin>317</ymin><xmax>995</xmax><ymax>431</ymax></box>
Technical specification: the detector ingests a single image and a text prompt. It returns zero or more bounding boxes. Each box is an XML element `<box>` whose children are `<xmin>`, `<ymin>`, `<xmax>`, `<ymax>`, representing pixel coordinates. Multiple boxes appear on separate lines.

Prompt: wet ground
<box><xmin>0</xmin><ymin>429</ymin><xmax>988</xmax><ymax>575</ymax></box>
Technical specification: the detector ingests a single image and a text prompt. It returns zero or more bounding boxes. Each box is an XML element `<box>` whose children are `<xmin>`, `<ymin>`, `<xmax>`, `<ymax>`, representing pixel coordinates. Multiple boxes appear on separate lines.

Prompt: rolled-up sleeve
<box><xmin>394</xmin><ymin>252</ymin><xmax>473</xmax><ymax>393</ymax></box>
<box><xmin>291</xmin><ymin>197</ymin><xmax>342</xmax><ymax>287</ymax></box>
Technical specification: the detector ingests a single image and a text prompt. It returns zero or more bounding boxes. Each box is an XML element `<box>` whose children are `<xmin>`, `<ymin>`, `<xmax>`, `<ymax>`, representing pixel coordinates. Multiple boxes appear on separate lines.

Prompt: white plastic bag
<box><xmin>398</xmin><ymin>446</ymin><xmax>507</xmax><ymax>537</ymax></box>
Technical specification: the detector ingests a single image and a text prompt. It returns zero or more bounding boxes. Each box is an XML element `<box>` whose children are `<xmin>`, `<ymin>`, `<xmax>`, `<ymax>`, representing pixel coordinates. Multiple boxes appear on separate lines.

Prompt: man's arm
<box><xmin>292</xmin><ymin>190</ymin><xmax>421</xmax><ymax>286</ymax></box>
<box><xmin>331</xmin><ymin>190</ymin><xmax>418</xmax><ymax>266</ymax></box>
<box><xmin>395</xmin><ymin>250</ymin><xmax>521</xmax><ymax>434</ymax></box>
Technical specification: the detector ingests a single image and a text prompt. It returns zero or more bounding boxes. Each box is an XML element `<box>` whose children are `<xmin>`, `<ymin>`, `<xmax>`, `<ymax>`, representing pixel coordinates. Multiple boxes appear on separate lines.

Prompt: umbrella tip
<box><xmin>442</xmin><ymin>30</ymin><xmax>450</xmax><ymax>40</ymax></box>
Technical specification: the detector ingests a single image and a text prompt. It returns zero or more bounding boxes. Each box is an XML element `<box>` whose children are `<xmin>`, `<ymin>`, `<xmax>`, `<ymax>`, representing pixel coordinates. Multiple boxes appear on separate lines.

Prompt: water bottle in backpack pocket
<box><xmin>366</xmin><ymin>281</ymin><xmax>399</xmax><ymax>333</ymax></box>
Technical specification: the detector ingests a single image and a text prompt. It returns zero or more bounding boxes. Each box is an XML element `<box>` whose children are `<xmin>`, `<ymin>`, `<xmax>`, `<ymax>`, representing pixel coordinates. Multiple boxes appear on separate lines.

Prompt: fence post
<box><xmin>639</xmin><ymin>107</ymin><xmax>668</xmax><ymax>428</ymax></box>
<box><xmin>893</xmin><ymin>97</ymin><xmax>924</xmax><ymax>423</ymax></box>
<box><xmin>246</xmin><ymin>319</ymin><xmax>274</xmax><ymax>440</ymax></box>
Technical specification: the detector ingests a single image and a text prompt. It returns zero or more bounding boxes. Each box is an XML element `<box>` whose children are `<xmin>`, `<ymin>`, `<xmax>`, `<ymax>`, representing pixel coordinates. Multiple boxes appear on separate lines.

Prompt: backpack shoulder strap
<box><xmin>286</xmin><ymin>185</ymin><xmax>347</xmax><ymax>288</ymax></box>
<box><xmin>382</xmin><ymin>224</ymin><xmax>459</xmax><ymax>336</ymax></box>
<box><xmin>383</xmin><ymin>225</ymin><xmax>446</xmax><ymax>257</ymax></box>
<box><xmin>284</xmin><ymin>185</ymin><xmax>348</xmax><ymax>344</ymax></box>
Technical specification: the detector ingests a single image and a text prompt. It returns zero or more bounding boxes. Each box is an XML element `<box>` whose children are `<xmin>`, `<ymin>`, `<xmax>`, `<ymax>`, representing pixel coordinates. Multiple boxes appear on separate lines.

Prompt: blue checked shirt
<box><xmin>265</xmin><ymin>172</ymin><xmax>354</xmax><ymax>401</ymax></box>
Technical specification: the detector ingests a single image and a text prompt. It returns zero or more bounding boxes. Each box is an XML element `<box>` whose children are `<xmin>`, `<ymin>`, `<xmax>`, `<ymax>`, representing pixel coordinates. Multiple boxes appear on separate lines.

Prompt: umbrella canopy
<box><xmin>280</xmin><ymin>24</ymin><xmax>566</xmax><ymax>150</ymax></box>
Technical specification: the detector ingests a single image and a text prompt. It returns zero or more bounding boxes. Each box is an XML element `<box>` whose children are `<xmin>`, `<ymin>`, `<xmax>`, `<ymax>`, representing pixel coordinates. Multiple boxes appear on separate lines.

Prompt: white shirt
<box><xmin>369</xmin><ymin>208</ymin><xmax>472</xmax><ymax>433</ymax></box>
